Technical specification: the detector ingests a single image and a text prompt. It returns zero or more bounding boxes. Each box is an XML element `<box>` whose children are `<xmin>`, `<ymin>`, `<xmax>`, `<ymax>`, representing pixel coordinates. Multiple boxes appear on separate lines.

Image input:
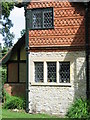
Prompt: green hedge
<box><xmin>66</xmin><ymin>98</ymin><xmax>90</xmax><ymax>118</ymax></box>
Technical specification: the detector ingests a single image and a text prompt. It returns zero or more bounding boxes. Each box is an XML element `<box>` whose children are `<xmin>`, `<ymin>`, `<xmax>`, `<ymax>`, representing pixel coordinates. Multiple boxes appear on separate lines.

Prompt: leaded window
<box><xmin>35</xmin><ymin>62</ymin><xmax>43</xmax><ymax>82</ymax></box>
<box><xmin>31</xmin><ymin>8</ymin><xmax>53</xmax><ymax>29</ymax></box>
<box><xmin>32</xmin><ymin>11</ymin><xmax>42</xmax><ymax>29</ymax></box>
<box><xmin>59</xmin><ymin>62</ymin><xmax>70</xmax><ymax>83</ymax></box>
<box><xmin>47</xmin><ymin>62</ymin><xmax>56</xmax><ymax>82</ymax></box>
<box><xmin>43</xmin><ymin>10</ymin><xmax>53</xmax><ymax>28</ymax></box>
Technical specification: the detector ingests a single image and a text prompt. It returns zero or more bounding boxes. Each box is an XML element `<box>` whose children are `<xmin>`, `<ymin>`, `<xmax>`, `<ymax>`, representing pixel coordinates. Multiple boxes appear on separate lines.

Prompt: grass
<box><xmin>2</xmin><ymin>109</ymin><xmax>57</xmax><ymax>118</ymax></box>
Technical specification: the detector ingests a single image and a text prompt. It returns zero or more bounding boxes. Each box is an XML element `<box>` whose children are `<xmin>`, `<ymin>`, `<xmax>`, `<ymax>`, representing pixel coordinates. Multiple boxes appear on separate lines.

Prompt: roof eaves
<box><xmin>15</xmin><ymin>1</ymin><xmax>30</xmax><ymax>8</ymax></box>
<box><xmin>0</xmin><ymin>34</ymin><xmax>25</xmax><ymax>64</ymax></box>
<box><xmin>0</xmin><ymin>48</ymin><xmax>12</xmax><ymax>65</ymax></box>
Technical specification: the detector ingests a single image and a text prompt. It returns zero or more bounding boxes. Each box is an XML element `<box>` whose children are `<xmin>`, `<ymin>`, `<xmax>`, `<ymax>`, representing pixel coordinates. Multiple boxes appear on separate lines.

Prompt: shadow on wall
<box><xmin>88</xmin><ymin>3</ymin><xmax>90</xmax><ymax>95</ymax></box>
<box><xmin>63</xmin><ymin>2</ymin><xmax>87</xmax><ymax>101</ymax></box>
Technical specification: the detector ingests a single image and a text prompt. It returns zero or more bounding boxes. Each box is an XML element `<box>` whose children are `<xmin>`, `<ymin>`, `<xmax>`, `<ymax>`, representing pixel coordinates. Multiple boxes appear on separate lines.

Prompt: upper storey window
<box><xmin>31</xmin><ymin>8</ymin><xmax>54</xmax><ymax>29</ymax></box>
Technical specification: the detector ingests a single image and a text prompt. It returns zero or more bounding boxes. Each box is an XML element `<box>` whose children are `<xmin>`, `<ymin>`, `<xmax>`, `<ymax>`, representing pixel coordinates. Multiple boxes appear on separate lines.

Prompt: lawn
<box><xmin>2</xmin><ymin>109</ymin><xmax>57</xmax><ymax>118</ymax></box>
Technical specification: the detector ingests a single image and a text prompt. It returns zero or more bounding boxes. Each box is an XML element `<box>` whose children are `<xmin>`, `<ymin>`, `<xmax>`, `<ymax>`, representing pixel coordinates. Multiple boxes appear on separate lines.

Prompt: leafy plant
<box><xmin>1</xmin><ymin>2</ymin><xmax>15</xmax><ymax>48</ymax></box>
<box><xmin>66</xmin><ymin>98</ymin><xmax>90</xmax><ymax>118</ymax></box>
<box><xmin>3</xmin><ymin>91</ymin><xmax>26</xmax><ymax>110</ymax></box>
<box><xmin>0</xmin><ymin>65</ymin><xmax>7</xmax><ymax>103</ymax></box>
<box><xmin>1</xmin><ymin>66</ymin><xmax>7</xmax><ymax>84</ymax></box>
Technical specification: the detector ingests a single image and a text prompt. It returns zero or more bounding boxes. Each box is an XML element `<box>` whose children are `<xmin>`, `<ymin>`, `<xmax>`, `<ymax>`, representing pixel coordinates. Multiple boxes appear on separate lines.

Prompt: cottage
<box><xmin>2</xmin><ymin>0</ymin><xmax>90</xmax><ymax>116</ymax></box>
<box><xmin>2</xmin><ymin>34</ymin><xmax>26</xmax><ymax>97</ymax></box>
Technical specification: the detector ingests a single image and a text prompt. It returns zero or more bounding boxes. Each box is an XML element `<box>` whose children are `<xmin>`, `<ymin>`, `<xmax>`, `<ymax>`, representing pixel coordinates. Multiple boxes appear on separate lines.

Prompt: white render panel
<box><xmin>28</xmin><ymin>51</ymin><xmax>86</xmax><ymax>115</ymax></box>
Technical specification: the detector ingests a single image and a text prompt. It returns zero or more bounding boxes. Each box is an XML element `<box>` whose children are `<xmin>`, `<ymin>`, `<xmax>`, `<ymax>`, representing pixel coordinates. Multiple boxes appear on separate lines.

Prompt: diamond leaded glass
<box><xmin>47</xmin><ymin>62</ymin><xmax>56</xmax><ymax>82</ymax></box>
<box><xmin>32</xmin><ymin>11</ymin><xmax>42</xmax><ymax>29</ymax></box>
<box><xmin>35</xmin><ymin>62</ymin><xmax>43</xmax><ymax>82</ymax></box>
<box><xmin>43</xmin><ymin>10</ymin><xmax>53</xmax><ymax>28</ymax></box>
<box><xmin>31</xmin><ymin>8</ymin><xmax>53</xmax><ymax>29</ymax></box>
<box><xmin>59</xmin><ymin>62</ymin><xmax>70</xmax><ymax>83</ymax></box>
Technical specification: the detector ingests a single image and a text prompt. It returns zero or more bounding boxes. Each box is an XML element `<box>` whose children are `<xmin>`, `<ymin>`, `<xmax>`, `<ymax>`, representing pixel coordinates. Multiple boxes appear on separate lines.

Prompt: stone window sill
<box><xmin>30</xmin><ymin>82</ymin><xmax>72</xmax><ymax>87</ymax></box>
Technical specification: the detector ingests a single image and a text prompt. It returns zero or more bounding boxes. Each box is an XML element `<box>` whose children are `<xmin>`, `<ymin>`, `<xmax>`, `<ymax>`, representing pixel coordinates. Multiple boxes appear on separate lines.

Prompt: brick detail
<box><xmin>54</xmin><ymin>17</ymin><xmax>85</xmax><ymax>27</ymax></box>
<box><xmin>4</xmin><ymin>83</ymin><xmax>26</xmax><ymax>97</ymax></box>
<box><xmin>28</xmin><ymin>1</ymin><xmax>85</xmax><ymax>47</ymax></box>
<box><xmin>27</xmin><ymin>1</ymin><xmax>74</xmax><ymax>9</ymax></box>
<box><xmin>30</xmin><ymin>27</ymin><xmax>85</xmax><ymax>37</ymax></box>
<box><xmin>54</xmin><ymin>8</ymin><xmax>85</xmax><ymax>17</ymax></box>
<box><xmin>29</xmin><ymin>36</ymin><xmax>85</xmax><ymax>46</ymax></box>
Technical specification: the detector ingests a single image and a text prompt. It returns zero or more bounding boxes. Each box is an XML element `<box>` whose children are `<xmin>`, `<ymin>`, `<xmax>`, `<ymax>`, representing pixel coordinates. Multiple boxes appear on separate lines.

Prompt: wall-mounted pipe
<box><xmin>24</xmin><ymin>5</ymin><xmax>30</xmax><ymax>112</ymax></box>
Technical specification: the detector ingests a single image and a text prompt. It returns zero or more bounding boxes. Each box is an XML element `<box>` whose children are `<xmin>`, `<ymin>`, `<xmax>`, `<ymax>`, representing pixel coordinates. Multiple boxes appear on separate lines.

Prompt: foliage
<box><xmin>3</xmin><ymin>91</ymin><xmax>26</xmax><ymax>110</ymax></box>
<box><xmin>0</xmin><ymin>47</ymin><xmax>8</xmax><ymax>102</ymax></box>
<box><xmin>1</xmin><ymin>2</ymin><xmax>15</xmax><ymax>48</ymax></box>
<box><xmin>1</xmin><ymin>66</ymin><xmax>7</xmax><ymax>84</ymax></box>
<box><xmin>20</xmin><ymin>29</ymin><xmax>26</xmax><ymax>37</ymax></box>
<box><xmin>0</xmin><ymin>65</ymin><xmax>7</xmax><ymax>103</ymax></box>
<box><xmin>0</xmin><ymin>43</ymin><xmax>2</xmax><ymax>60</ymax></box>
<box><xmin>2</xmin><ymin>2</ymin><xmax>15</xmax><ymax>18</ymax></box>
<box><xmin>66</xmin><ymin>98</ymin><xmax>90</xmax><ymax>118</ymax></box>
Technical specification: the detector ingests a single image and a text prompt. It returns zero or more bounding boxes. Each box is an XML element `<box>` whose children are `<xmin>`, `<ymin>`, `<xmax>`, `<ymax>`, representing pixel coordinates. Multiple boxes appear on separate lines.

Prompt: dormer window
<box><xmin>31</xmin><ymin>8</ymin><xmax>54</xmax><ymax>29</ymax></box>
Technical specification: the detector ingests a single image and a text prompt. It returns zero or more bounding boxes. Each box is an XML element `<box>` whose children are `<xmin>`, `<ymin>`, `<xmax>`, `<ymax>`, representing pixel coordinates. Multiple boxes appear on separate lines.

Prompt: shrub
<box><xmin>3</xmin><ymin>91</ymin><xmax>26</xmax><ymax>110</ymax></box>
<box><xmin>1</xmin><ymin>66</ymin><xmax>7</xmax><ymax>84</ymax></box>
<box><xmin>1</xmin><ymin>66</ymin><xmax>7</xmax><ymax>102</ymax></box>
<box><xmin>66</xmin><ymin>98</ymin><xmax>90</xmax><ymax>118</ymax></box>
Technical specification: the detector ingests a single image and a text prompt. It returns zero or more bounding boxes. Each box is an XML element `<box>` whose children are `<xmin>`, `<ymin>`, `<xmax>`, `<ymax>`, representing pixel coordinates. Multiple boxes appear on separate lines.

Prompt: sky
<box><xmin>0</xmin><ymin>6</ymin><xmax>25</xmax><ymax>46</ymax></box>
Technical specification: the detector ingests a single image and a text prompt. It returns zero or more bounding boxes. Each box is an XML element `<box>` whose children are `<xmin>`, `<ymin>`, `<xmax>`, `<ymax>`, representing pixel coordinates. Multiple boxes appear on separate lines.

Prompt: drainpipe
<box><xmin>85</xmin><ymin>2</ymin><xmax>89</xmax><ymax>100</ymax></box>
<box><xmin>24</xmin><ymin>5</ymin><xmax>30</xmax><ymax>112</ymax></box>
<box><xmin>15</xmin><ymin>1</ymin><xmax>30</xmax><ymax>113</ymax></box>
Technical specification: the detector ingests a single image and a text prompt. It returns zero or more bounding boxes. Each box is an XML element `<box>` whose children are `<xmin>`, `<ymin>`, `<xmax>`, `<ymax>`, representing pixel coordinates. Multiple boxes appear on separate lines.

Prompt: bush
<box><xmin>66</xmin><ymin>98</ymin><xmax>90</xmax><ymax>118</ymax></box>
<box><xmin>0</xmin><ymin>66</ymin><xmax>7</xmax><ymax>102</ymax></box>
<box><xmin>3</xmin><ymin>91</ymin><xmax>26</xmax><ymax>110</ymax></box>
<box><xmin>1</xmin><ymin>66</ymin><xmax>7</xmax><ymax>84</ymax></box>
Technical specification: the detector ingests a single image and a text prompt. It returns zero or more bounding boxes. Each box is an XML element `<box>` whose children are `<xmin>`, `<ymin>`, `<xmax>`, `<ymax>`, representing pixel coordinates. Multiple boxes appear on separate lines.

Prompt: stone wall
<box><xmin>28</xmin><ymin>51</ymin><xmax>86</xmax><ymax>115</ymax></box>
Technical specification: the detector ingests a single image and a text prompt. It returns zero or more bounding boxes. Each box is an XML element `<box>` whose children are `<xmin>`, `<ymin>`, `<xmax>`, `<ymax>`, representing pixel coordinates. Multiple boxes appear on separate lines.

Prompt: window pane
<box><xmin>43</xmin><ymin>10</ymin><xmax>53</xmax><ymax>28</ymax></box>
<box><xmin>35</xmin><ymin>62</ymin><xmax>43</xmax><ymax>82</ymax></box>
<box><xmin>59</xmin><ymin>62</ymin><xmax>70</xmax><ymax>83</ymax></box>
<box><xmin>47</xmin><ymin>62</ymin><xmax>56</xmax><ymax>82</ymax></box>
<box><xmin>32</xmin><ymin>11</ymin><xmax>42</xmax><ymax>29</ymax></box>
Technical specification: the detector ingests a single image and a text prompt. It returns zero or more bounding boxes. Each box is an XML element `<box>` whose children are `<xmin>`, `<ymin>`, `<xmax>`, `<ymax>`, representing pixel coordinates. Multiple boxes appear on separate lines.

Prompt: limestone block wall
<box><xmin>28</xmin><ymin>51</ymin><xmax>86</xmax><ymax>115</ymax></box>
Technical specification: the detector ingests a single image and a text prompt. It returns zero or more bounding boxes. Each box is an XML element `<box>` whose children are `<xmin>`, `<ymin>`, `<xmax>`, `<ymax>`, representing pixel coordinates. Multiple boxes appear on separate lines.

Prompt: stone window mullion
<box><xmin>57</xmin><ymin>61</ymin><xmax>59</xmax><ymax>83</ymax></box>
<box><xmin>44</xmin><ymin>61</ymin><xmax>47</xmax><ymax>83</ymax></box>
